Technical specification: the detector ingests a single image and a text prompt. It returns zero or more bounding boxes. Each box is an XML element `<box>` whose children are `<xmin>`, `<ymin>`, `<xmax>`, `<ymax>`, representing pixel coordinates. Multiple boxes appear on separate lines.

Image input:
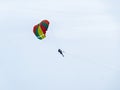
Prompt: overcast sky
<box><xmin>0</xmin><ymin>0</ymin><xmax>120</xmax><ymax>90</ymax></box>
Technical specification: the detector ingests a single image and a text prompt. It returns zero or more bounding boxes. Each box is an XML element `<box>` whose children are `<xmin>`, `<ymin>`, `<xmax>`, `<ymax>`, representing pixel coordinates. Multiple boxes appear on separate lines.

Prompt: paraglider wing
<box><xmin>33</xmin><ymin>20</ymin><xmax>49</xmax><ymax>40</ymax></box>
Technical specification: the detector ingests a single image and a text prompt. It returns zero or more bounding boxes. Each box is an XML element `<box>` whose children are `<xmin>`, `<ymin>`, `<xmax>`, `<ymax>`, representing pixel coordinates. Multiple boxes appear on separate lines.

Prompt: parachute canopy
<box><xmin>33</xmin><ymin>20</ymin><xmax>49</xmax><ymax>40</ymax></box>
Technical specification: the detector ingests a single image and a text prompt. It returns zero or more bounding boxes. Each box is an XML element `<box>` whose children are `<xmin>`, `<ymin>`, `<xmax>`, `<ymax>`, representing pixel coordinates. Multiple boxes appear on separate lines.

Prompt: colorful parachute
<box><xmin>33</xmin><ymin>20</ymin><xmax>49</xmax><ymax>40</ymax></box>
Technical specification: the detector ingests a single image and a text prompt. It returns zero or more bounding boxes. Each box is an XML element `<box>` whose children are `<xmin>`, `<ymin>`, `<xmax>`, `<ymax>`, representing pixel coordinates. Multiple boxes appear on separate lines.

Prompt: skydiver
<box><xmin>58</xmin><ymin>49</ymin><xmax>64</xmax><ymax>57</ymax></box>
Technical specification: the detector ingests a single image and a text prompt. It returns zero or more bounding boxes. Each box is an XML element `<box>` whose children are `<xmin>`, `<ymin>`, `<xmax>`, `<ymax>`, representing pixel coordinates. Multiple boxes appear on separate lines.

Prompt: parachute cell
<box><xmin>33</xmin><ymin>20</ymin><xmax>49</xmax><ymax>40</ymax></box>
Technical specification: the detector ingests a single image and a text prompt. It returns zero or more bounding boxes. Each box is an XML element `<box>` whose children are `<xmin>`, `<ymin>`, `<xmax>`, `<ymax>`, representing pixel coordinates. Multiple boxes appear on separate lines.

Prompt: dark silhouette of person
<box><xmin>58</xmin><ymin>49</ymin><xmax>64</xmax><ymax>57</ymax></box>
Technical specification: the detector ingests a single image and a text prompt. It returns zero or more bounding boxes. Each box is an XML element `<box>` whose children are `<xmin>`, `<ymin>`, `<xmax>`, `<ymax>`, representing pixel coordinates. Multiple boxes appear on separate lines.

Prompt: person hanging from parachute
<box><xmin>33</xmin><ymin>19</ymin><xmax>65</xmax><ymax>57</ymax></box>
<box><xmin>58</xmin><ymin>49</ymin><xmax>64</xmax><ymax>57</ymax></box>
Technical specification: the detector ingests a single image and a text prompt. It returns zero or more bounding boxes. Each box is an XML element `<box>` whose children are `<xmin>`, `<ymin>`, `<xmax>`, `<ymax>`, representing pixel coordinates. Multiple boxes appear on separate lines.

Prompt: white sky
<box><xmin>0</xmin><ymin>0</ymin><xmax>120</xmax><ymax>90</ymax></box>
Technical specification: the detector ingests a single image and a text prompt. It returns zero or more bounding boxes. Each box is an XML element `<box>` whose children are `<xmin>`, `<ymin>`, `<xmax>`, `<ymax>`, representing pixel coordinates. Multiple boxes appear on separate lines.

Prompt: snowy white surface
<box><xmin>0</xmin><ymin>0</ymin><xmax>120</xmax><ymax>90</ymax></box>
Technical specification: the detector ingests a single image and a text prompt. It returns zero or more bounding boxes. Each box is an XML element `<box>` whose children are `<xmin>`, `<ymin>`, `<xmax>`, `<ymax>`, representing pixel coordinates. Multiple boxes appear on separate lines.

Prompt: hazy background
<box><xmin>0</xmin><ymin>0</ymin><xmax>120</xmax><ymax>90</ymax></box>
